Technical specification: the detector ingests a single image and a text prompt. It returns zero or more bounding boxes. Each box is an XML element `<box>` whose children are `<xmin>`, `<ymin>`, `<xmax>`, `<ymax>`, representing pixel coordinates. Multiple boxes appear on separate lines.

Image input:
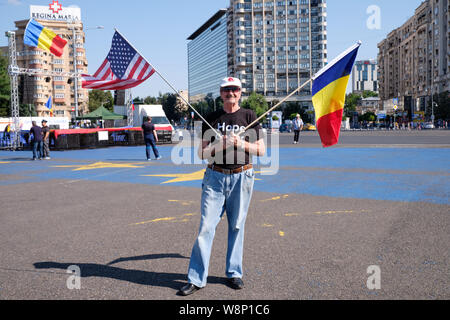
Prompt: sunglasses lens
<box><xmin>222</xmin><ymin>87</ymin><xmax>240</xmax><ymax>92</ymax></box>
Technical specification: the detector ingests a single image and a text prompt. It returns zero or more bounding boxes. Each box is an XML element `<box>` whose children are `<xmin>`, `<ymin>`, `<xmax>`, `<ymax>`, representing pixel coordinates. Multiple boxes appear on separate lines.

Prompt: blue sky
<box><xmin>1</xmin><ymin>0</ymin><xmax>424</xmax><ymax>98</ymax></box>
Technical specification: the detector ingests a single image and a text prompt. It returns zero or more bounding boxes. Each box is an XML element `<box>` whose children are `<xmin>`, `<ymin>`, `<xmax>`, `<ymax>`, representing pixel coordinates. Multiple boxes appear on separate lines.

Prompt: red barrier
<box><xmin>52</xmin><ymin>127</ymin><xmax>172</xmax><ymax>139</ymax></box>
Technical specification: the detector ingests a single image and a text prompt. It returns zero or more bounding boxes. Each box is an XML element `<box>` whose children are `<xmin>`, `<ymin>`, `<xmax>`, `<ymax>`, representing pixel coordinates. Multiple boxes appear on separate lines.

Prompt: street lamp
<box><xmin>431</xmin><ymin>101</ymin><xmax>437</xmax><ymax>123</ymax></box>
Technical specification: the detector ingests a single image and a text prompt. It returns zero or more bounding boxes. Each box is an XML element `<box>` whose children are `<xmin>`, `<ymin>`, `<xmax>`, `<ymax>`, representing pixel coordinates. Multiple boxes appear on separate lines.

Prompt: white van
<box><xmin>114</xmin><ymin>104</ymin><xmax>174</xmax><ymax>143</ymax></box>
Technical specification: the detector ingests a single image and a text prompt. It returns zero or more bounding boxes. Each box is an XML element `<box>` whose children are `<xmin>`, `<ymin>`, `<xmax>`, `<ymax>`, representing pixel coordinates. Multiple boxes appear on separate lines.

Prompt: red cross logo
<box><xmin>49</xmin><ymin>0</ymin><xmax>63</xmax><ymax>14</ymax></box>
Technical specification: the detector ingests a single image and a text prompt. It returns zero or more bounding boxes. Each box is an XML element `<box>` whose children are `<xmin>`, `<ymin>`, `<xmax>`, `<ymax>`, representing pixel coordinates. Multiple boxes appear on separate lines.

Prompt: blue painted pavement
<box><xmin>0</xmin><ymin>146</ymin><xmax>449</xmax><ymax>205</ymax></box>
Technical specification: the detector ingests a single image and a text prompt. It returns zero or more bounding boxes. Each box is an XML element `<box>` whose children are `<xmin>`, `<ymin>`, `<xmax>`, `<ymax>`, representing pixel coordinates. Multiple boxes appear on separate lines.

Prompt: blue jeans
<box><xmin>32</xmin><ymin>141</ymin><xmax>43</xmax><ymax>159</ymax></box>
<box><xmin>144</xmin><ymin>135</ymin><xmax>160</xmax><ymax>159</ymax></box>
<box><xmin>187</xmin><ymin>167</ymin><xmax>255</xmax><ymax>288</ymax></box>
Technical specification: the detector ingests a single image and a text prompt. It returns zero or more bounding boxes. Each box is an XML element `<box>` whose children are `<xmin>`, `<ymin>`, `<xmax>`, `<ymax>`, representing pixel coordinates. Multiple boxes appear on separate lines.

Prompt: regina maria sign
<box><xmin>30</xmin><ymin>1</ymin><xmax>81</xmax><ymax>22</ymax></box>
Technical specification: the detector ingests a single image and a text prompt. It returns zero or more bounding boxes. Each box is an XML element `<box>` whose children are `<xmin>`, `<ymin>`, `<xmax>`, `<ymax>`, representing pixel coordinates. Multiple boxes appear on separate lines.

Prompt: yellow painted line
<box><xmin>53</xmin><ymin>161</ymin><xmax>145</xmax><ymax>171</ymax></box>
<box><xmin>285</xmin><ymin>213</ymin><xmax>300</xmax><ymax>217</ymax></box>
<box><xmin>168</xmin><ymin>200</ymin><xmax>197</xmax><ymax>206</ymax></box>
<box><xmin>131</xmin><ymin>217</ymin><xmax>176</xmax><ymax>226</ymax></box>
<box><xmin>142</xmin><ymin>169</ymin><xmax>206</xmax><ymax>184</ymax></box>
<box><xmin>279</xmin><ymin>231</ymin><xmax>285</xmax><ymax>237</ymax></box>
<box><xmin>285</xmin><ymin>209</ymin><xmax>371</xmax><ymax>217</ymax></box>
<box><xmin>262</xmin><ymin>223</ymin><xmax>274</xmax><ymax>228</ymax></box>
<box><xmin>261</xmin><ymin>194</ymin><xmax>289</xmax><ymax>202</ymax></box>
<box><xmin>131</xmin><ymin>213</ymin><xmax>199</xmax><ymax>226</ymax></box>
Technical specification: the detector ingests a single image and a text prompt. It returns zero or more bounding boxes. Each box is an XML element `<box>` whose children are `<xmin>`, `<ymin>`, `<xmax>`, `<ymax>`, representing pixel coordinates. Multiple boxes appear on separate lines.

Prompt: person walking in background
<box><xmin>141</xmin><ymin>116</ymin><xmax>161</xmax><ymax>161</ymax></box>
<box><xmin>29</xmin><ymin>121</ymin><xmax>43</xmax><ymax>161</ymax></box>
<box><xmin>3</xmin><ymin>124</ymin><xmax>11</xmax><ymax>145</ymax></box>
<box><xmin>41</xmin><ymin>120</ymin><xmax>51</xmax><ymax>160</ymax></box>
<box><xmin>293</xmin><ymin>114</ymin><xmax>304</xmax><ymax>144</ymax></box>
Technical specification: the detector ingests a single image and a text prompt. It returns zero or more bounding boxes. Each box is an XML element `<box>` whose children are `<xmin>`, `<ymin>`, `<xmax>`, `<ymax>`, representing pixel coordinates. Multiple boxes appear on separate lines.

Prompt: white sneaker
<box><xmin>45</xmin><ymin>157</ymin><xmax>51</xmax><ymax>160</ymax></box>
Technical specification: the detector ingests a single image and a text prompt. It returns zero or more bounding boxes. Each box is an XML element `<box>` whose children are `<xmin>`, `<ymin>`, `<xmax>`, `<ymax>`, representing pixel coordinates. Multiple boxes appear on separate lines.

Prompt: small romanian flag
<box><xmin>24</xmin><ymin>19</ymin><xmax>67</xmax><ymax>57</ymax></box>
<box><xmin>46</xmin><ymin>96</ymin><xmax>53</xmax><ymax>117</ymax></box>
<box><xmin>312</xmin><ymin>42</ymin><xmax>361</xmax><ymax>148</ymax></box>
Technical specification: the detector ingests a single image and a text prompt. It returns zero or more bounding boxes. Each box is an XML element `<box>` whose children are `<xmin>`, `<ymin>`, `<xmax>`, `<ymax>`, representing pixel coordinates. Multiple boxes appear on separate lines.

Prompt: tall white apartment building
<box><xmin>378</xmin><ymin>0</ymin><xmax>449</xmax><ymax>116</ymax></box>
<box><xmin>352</xmin><ymin>60</ymin><xmax>378</xmax><ymax>94</ymax></box>
<box><xmin>227</xmin><ymin>0</ymin><xmax>327</xmax><ymax>104</ymax></box>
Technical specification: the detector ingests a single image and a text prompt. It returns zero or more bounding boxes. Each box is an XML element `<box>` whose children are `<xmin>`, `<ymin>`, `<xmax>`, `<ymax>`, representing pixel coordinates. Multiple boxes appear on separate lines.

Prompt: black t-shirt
<box><xmin>42</xmin><ymin>126</ymin><xmax>50</xmax><ymax>140</ymax></box>
<box><xmin>141</xmin><ymin>122</ymin><xmax>155</xmax><ymax>136</ymax></box>
<box><xmin>202</xmin><ymin>108</ymin><xmax>262</xmax><ymax>170</ymax></box>
<box><xmin>29</xmin><ymin>126</ymin><xmax>43</xmax><ymax>142</ymax></box>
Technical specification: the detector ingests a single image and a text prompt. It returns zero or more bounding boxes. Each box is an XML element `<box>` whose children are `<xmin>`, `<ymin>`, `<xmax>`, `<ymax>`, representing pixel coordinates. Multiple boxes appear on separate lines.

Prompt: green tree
<box><xmin>133</xmin><ymin>96</ymin><xmax>143</xmax><ymax>104</ymax></box>
<box><xmin>144</xmin><ymin>96</ymin><xmax>158</xmax><ymax>104</ymax></box>
<box><xmin>0</xmin><ymin>55</ymin><xmax>11</xmax><ymax>117</ymax></box>
<box><xmin>360</xmin><ymin>111</ymin><xmax>377</xmax><ymax>122</ymax></box>
<box><xmin>19</xmin><ymin>103</ymin><xmax>37</xmax><ymax>117</ymax></box>
<box><xmin>88</xmin><ymin>89</ymin><xmax>114</xmax><ymax>112</ymax></box>
<box><xmin>241</xmin><ymin>92</ymin><xmax>268</xmax><ymax>118</ymax></box>
<box><xmin>344</xmin><ymin>93</ymin><xmax>361</xmax><ymax>118</ymax></box>
<box><xmin>158</xmin><ymin>92</ymin><xmax>179</xmax><ymax>121</ymax></box>
<box><xmin>362</xmin><ymin>91</ymin><xmax>379</xmax><ymax>98</ymax></box>
<box><xmin>192</xmin><ymin>100</ymin><xmax>209</xmax><ymax>118</ymax></box>
<box><xmin>282</xmin><ymin>101</ymin><xmax>307</xmax><ymax>120</ymax></box>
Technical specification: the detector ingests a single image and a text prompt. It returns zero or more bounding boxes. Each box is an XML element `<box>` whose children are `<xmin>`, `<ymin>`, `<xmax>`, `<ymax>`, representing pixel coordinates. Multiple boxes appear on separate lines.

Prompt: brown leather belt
<box><xmin>208</xmin><ymin>164</ymin><xmax>253</xmax><ymax>175</ymax></box>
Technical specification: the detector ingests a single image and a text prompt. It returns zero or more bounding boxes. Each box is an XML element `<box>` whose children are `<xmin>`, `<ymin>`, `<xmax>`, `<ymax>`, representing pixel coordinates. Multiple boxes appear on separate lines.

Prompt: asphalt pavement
<box><xmin>0</xmin><ymin>130</ymin><xmax>449</xmax><ymax>301</ymax></box>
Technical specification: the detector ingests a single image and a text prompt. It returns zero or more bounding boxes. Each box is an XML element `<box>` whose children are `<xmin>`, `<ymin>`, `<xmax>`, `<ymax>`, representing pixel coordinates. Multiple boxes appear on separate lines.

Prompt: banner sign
<box><xmin>30</xmin><ymin>1</ymin><xmax>81</xmax><ymax>22</ymax></box>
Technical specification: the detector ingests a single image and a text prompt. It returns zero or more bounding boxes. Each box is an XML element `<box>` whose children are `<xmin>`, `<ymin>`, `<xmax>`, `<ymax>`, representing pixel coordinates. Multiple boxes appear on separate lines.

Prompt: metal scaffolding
<box><xmin>5</xmin><ymin>31</ymin><xmax>21</xmax><ymax>150</ymax></box>
<box><xmin>4</xmin><ymin>31</ymin><xmax>80</xmax><ymax>150</ymax></box>
<box><xmin>126</xmin><ymin>89</ymin><xmax>133</xmax><ymax>127</ymax></box>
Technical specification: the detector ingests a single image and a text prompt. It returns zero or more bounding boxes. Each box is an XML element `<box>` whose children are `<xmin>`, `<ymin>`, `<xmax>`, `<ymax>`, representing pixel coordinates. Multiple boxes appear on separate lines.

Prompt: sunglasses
<box><xmin>221</xmin><ymin>87</ymin><xmax>241</xmax><ymax>93</ymax></box>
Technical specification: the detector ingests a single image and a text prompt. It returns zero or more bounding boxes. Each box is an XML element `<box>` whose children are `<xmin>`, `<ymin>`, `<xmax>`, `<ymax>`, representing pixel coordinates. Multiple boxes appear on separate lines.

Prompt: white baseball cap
<box><xmin>220</xmin><ymin>77</ymin><xmax>242</xmax><ymax>88</ymax></box>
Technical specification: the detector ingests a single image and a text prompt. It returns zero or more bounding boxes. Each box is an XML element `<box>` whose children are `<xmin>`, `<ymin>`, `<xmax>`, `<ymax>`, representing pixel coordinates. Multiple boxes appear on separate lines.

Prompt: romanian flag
<box><xmin>312</xmin><ymin>42</ymin><xmax>361</xmax><ymax>148</ymax></box>
<box><xmin>24</xmin><ymin>19</ymin><xmax>67</xmax><ymax>57</ymax></box>
<box><xmin>46</xmin><ymin>96</ymin><xmax>53</xmax><ymax>117</ymax></box>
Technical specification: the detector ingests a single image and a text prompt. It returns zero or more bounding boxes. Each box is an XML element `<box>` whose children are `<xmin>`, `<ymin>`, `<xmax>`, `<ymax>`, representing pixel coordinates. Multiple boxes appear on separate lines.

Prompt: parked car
<box><xmin>303</xmin><ymin>123</ymin><xmax>317</xmax><ymax>131</ymax></box>
<box><xmin>279</xmin><ymin>123</ymin><xmax>292</xmax><ymax>133</ymax></box>
<box><xmin>424</xmin><ymin>122</ymin><xmax>435</xmax><ymax>129</ymax></box>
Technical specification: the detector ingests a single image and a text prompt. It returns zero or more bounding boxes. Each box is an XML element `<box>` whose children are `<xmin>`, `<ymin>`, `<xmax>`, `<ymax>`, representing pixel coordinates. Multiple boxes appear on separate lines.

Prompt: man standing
<box><xmin>178</xmin><ymin>77</ymin><xmax>266</xmax><ymax>296</ymax></box>
<box><xmin>41</xmin><ymin>120</ymin><xmax>51</xmax><ymax>160</ymax></box>
<box><xmin>141</xmin><ymin>116</ymin><xmax>161</xmax><ymax>161</ymax></box>
<box><xmin>29</xmin><ymin>121</ymin><xmax>43</xmax><ymax>161</ymax></box>
<box><xmin>293</xmin><ymin>114</ymin><xmax>304</xmax><ymax>144</ymax></box>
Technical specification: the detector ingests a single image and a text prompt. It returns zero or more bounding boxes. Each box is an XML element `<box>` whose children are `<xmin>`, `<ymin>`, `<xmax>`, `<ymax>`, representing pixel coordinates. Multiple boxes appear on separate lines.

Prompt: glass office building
<box><xmin>187</xmin><ymin>10</ymin><xmax>228</xmax><ymax>103</ymax></box>
<box><xmin>228</xmin><ymin>0</ymin><xmax>327</xmax><ymax>103</ymax></box>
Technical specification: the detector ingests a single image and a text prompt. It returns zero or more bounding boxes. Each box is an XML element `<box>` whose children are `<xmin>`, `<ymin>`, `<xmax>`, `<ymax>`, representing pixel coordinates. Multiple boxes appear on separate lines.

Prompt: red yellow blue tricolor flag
<box><xmin>312</xmin><ymin>41</ymin><xmax>361</xmax><ymax>148</ymax></box>
<box><xmin>24</xmin><ymin>19</ymin><xmax>67</xmax><ymax>57</ymax></box>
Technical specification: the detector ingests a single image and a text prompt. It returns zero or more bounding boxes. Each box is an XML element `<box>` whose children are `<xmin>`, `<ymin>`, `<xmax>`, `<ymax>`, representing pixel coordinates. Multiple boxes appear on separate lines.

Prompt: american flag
<box><xmin>82</xmin><ymin>31</ymin><xmax>155</xmax><ymax>90</ymax></box>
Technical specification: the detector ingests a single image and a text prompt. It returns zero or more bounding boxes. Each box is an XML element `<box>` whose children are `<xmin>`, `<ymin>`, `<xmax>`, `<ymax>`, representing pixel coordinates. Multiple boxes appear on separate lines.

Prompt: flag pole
<box><xmin>114</xmin><ymin>28</ymin><xmax>221</xmax><ymax>137</ymax></box>
<box><xmin>242</xmin><ymin>79</ymin><xmax>312</xmax><ymax>133</ymax></box>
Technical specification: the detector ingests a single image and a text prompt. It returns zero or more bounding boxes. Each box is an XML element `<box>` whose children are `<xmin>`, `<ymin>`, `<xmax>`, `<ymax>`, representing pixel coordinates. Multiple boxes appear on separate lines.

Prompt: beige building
<box><xmin>377</xmin><ymin>0</ymin><xmax>449</xmax><ymax>117</ymax></box>
<box><xmin>227</xmin><ymin>0</ymin><xmax>327</xmax><ymax>104</ymax></box>
<box><xmin>3</xmin><ymin>18</ymin><xmax>89</xmax><ymax>118</ymax></box>
<box><xmin>356</xmin><ymin>97</ymin><xmax>381</xmax><ymax>115</ymax></box>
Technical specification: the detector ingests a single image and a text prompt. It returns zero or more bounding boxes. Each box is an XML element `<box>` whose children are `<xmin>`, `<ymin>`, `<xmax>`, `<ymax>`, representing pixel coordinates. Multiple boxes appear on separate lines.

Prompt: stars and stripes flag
<box><xmin>82</xmin><ymin>31</ymin><xmax>155</xmax><ymax>91</ymax></box>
